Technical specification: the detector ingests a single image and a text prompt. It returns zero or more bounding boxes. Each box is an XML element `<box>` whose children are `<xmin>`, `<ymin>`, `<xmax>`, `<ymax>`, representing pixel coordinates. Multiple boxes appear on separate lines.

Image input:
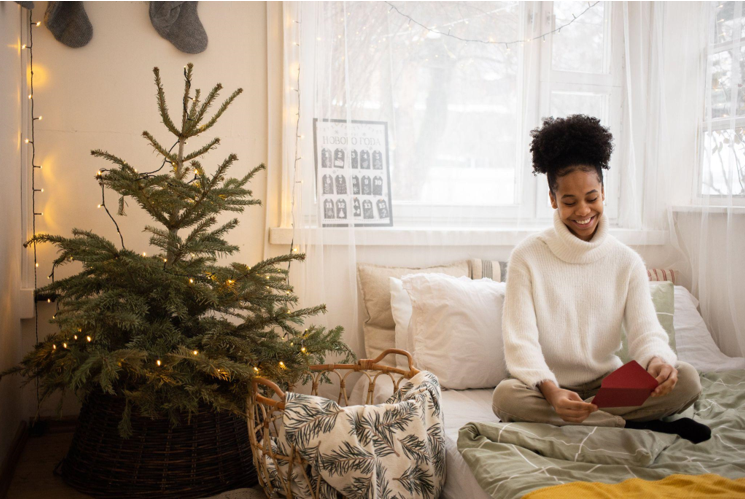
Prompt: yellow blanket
<box><xmin>523</xmin><ymin>474</ymin><xmax>745</xmax><ymax>499</ymax></box>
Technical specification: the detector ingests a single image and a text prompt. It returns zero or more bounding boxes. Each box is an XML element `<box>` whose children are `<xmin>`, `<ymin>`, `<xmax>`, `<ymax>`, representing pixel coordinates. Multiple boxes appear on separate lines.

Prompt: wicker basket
<box><xmin>60</xmin><ymin>390</ymin><xmax>257</xmax><ymax>498</ymax></box>
<box><xmin>248</xmin><ymin>348</ymin><xmax>419</xmax><ymax>499</ymax></box>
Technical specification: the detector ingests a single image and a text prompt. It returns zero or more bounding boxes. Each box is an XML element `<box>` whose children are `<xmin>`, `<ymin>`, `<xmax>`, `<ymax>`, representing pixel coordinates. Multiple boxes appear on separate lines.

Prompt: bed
<box><xmin>353</xmin><ymin>284</ymin><xmax>745</xmax><ymax>499</ymax></box>
<box><xmin>444</xmin><ymin>285</ymin><xmax>745</xmax><ymax>499</ymax></box>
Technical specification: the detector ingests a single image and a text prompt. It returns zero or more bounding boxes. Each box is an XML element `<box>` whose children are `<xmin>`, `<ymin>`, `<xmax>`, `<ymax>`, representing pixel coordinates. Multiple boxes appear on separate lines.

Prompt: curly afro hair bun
<box><xmin>529</xmin><ymin>114</ymin><xmax>613</xmax><ymax>193</ymax></box>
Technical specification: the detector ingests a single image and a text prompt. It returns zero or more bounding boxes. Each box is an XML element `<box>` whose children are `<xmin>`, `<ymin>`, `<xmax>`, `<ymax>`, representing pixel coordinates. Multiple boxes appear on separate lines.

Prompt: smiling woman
<box><xmin>491</xmin><ymin>113</ymin><xmax>710</xmax><ymax>443</ymax></box>
<box><xmin>530</xmin><ymin>114</ymin><xmax>612</xmax><ymax>241</ymax></box>
<box><xmin>551</xmin><ymin>173</ymin><xmax>604</xmax><ymax>242</ymax></box>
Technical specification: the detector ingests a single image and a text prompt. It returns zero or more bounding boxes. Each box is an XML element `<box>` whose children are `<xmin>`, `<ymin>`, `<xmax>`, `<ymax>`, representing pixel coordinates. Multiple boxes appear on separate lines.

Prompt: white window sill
<box><xmin>672</xmin><ymin>205</ymin><xmax>745</xmax><ymax>214</ymax></box>
<box><xmin>269</xmin><ymin>227</ymin><xmax>667</xmax><ymax>246</ymax></box>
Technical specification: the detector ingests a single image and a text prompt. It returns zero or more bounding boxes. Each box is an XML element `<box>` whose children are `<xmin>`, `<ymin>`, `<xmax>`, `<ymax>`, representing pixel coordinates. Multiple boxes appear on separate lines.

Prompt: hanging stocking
<box><xmin>44</xmin><ymin>2</ymin><xmax>93</xmax><ymax>48</ymax></box>
<box><xmin>149</xmin><ymin>2</ymin><xmax>208</xmax><ymax>54</ymax></box>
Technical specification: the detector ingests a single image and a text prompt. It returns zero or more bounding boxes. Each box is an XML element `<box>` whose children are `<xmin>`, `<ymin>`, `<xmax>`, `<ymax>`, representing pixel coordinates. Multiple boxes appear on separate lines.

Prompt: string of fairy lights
<box><xmin>384</xmin><ymin>1</ymin><xmax>600</xmax><ymax>49</ymax></box>
<box><xmin>22</xmin><ymin>11</ymin><xmax>44</xmax><ymax>414</ymax></box>
<box><xmin>287</xmin><ymin>10</ymin><xmax>303</xmax><ymax>276</ymax></box>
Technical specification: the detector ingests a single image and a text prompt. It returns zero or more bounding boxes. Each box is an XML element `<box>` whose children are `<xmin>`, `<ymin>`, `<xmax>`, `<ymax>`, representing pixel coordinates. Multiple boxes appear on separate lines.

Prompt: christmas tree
<box><xmin>1</xmin><ymin>63</ymin><xmax>352</xmax><ymax>436</ymax></box>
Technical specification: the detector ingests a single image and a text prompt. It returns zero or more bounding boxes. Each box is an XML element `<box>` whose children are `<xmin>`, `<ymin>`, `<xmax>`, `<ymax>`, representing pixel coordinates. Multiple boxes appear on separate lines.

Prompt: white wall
<box><xmin>0</xmin><ymin>0</ymin><xmax>25</xmax><ymax>470</ymax></box>
<box><xmin>22</xmin><ymin>1</ymin><xmax>268</xmax><ymax>418</ymax></box>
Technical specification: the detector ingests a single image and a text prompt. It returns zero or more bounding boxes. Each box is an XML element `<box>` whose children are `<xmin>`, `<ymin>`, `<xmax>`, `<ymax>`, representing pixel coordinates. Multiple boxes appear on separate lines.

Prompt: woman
<box><xmin>492</xmin><ymin>115</ymin><xmax>710</xmax><ymax>443</ymax></box>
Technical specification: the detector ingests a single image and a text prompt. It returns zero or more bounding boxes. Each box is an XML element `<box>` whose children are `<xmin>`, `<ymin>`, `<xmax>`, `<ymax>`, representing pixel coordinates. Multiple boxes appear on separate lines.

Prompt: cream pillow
<box><xmin>390</xmin><ymin>277</ymin><xmax>414</xmax><ymax>371</ymax></box>
<box><xmin>402</xmin><ymin>274</ymin><xmax>507</xmax><ymax>389</ymax></box>
<box><xmin>357</xmin><ymin>261</ymin><xmax>469</xmax><ymax>366</ymax></box>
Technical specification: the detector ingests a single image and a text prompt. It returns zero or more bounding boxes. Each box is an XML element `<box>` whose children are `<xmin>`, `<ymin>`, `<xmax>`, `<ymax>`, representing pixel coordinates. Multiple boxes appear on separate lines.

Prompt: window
<box><xmin>296</xmin><ymin>2</ymin><xmax>626</xmax><ymax>227</ymax></box>
<box><xmin>701</xmin><ymin>1</ymin><xmax>745</xmax><ymax>199</ymax></box>
<box><xmin>537</xmin><ymin>1</ymin><xmax>623</xmax><ymax>221</ymax></box>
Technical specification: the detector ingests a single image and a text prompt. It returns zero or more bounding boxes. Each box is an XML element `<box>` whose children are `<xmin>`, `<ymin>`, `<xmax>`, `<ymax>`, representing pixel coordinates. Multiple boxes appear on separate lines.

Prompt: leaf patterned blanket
<box><xmin>457</xmin><ymin>370</ymin><xmax>745</xmax><ymax>499</ymax></box>
<box><xmin>263</xmin><ymin>370</ymin><xmax>446</xmax><ymax>499</ymax></box>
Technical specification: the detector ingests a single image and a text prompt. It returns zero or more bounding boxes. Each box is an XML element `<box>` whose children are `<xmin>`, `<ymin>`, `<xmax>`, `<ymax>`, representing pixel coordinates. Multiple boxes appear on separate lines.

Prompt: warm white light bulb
<box><xmin>156</xmin><ymin>359</ymin><xmax>162</xmax><ymax>366</ymax></box>
<box><xmin>86</xmin><ymin>336</ymin><xmax>92</xmax><ymax>342</ymax></box>
<box><xmin>192</xmin><ymin>350</ymin><xmax>198</xmax><ymax>356</ymax></box>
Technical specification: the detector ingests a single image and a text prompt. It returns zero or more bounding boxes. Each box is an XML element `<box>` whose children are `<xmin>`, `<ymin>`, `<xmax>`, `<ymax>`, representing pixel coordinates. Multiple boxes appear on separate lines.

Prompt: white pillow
<box><xmin>402</xmin><ymin>274</ymin><xmax>507</xmax><ymax>389</ymax></box>
<box><xmin>674</xmin><ymin>285</ymin><xmax>745</xmax><ymax>371</ymax></box>
<box><xmin>390</xmin><ymin>277</ymin><xmax>414</xmax><ymax>370</ymax></box>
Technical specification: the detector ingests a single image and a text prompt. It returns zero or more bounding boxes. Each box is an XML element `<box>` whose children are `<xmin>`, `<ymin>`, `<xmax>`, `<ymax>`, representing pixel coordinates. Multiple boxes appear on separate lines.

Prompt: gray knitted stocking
<box><xmin>149</xmin><ymin>2</ymin><xmax>208</xmax><ymax>54</ymax></box>
<box><xmin>44</xmin><ymin>2</ymin><xmax>93</xmax><ymax>48</ymax></box>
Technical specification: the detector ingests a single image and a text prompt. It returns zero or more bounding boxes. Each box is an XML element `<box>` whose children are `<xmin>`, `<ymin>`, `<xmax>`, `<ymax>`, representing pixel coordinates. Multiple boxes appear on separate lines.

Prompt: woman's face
<box><xmin>549</xmin><ymin>168</ymin><xmax>605</xmax><ymax>242</ymax></box>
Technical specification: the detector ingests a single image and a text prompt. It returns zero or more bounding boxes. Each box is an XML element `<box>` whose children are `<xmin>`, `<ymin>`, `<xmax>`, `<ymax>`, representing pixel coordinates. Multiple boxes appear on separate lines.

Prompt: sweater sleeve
<box><xmin>502</xmin><ymin>255</ymin><xmax>559</xmax><ymax>388</ymax></box>
<box><xmin>624</xmin><ymin>257</ymin><xmax>678</xmax><ymax>368</ymax></box>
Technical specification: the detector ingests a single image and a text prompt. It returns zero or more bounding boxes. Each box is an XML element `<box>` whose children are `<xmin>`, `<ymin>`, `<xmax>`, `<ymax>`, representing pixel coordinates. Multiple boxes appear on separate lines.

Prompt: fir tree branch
<box><xmin>183</xmin><ymin>138</ymin><xmax>221</xmax><ymax>163</ymax></box>
<box><xmin>142</xmin><ymin>132</ymin><xmax>179</xmax><ymax>164</ymax></box>
<box><xmin>188</xmin><ymin>83</ymin><xmax>222</xmax><ymax>135</ymax></box>
<box><xmin>194</xmin><ymin>88</ymin><xmax>244</xmax><ymax>136</ymax></box>
<box><xmin>187</xmin><ymin>88</ymin><xmax>202</xmax><ymax>124</ymax></box>
<box><xmin>91</xmin><ymin>149</ymin><xmax>138</xmax><ymax>173</ymax></box>
<box><xmin>181</xmin><ymin>63</ymin><xmax>194</xmax><ymax>134</ymax></box>
<box><xmin>153</xmin><ymin>66</ymin><xmax>182</xmax><ymax>137</ymax></box>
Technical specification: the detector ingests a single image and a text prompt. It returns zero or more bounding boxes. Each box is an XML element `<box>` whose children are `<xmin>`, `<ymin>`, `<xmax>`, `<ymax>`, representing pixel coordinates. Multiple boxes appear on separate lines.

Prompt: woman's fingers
<box><xmin>564</xmin><ymin>400</ymin><xmax>598</xmax><ymax>412</ymax></box>
<box><xmin>654</xmin><ymin>370</ymin><xmax>678</xmax><ymax>396</ymax></box>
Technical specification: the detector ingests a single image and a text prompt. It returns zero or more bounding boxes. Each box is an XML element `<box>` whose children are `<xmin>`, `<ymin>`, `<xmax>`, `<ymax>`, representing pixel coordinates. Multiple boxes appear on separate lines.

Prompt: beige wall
<box><xmin>5</xmin><ymin>1</ymin><xmax>740</xmax><ymax>426</ymax></box>
<box><xmin>20</xmin><ymin>1</ymin><xmax>269</xmax><ymax>417</ymax></box>
<box><xmin>0</xmin><ymin>0</ymin><xmax>25</xmax><ymax>470</ymax></box>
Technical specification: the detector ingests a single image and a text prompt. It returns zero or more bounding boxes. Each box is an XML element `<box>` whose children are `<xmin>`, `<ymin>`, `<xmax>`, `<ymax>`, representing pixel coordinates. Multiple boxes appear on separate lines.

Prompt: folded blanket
<box><xmin>260</xmin><ymin>370</ymin><xmax>446</xmax><ymax>499</ymax></box>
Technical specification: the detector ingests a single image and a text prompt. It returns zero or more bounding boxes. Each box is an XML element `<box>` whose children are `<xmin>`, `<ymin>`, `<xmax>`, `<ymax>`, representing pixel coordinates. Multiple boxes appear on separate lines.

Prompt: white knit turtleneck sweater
<box><xmin>502</xmin><ymin>210</ymin><xmax>677</xmax><ymax>388</ymax></box>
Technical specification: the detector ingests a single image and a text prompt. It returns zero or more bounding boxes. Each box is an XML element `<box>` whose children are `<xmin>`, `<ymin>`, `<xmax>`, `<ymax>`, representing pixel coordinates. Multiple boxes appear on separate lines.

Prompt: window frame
<box><xmin>696</xmin><ymin>0</ymin><xmax>745</xmax><ymax>204</ymax></box>
<box><xmin>280</xmin><ymin>1</ymin><xmax>632</xmax><ymax>229</ymax></box>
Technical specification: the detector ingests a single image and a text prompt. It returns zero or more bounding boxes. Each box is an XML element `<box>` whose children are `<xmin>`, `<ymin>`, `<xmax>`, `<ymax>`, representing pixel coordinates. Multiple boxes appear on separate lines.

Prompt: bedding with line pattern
<box><xmin>457</xmin><ymin>369</ymin><xmax>745</xmax><ymax>499</ymax></box>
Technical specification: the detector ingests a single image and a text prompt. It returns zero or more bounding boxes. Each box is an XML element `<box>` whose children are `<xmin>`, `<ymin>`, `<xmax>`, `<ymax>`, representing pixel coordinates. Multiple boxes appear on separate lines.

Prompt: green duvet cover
<box><xmin>457</xmin><ymin>370</ymin><xmax>745</xmax><ymax>499</ymax></box>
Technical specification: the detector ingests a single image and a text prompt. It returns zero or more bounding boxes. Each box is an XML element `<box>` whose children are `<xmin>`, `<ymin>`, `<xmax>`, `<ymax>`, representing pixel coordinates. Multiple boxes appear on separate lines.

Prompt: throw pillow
<box><xmin>619</xmin><ymin>281</ymin><xmax>676</xmax><ymax>363</ymax></box>
<box><xmin>357</xmin><ymin>261</ymin><xmax>469</xmax><ymax>365</ymax></box>
<box><xmin>402</xmin><ymin>273</ymin><xmax>507</xmax><ymax>389</ymax></box>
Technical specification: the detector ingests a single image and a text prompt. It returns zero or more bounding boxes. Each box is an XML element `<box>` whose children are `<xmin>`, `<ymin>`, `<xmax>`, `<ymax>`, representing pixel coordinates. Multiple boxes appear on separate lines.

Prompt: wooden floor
<box><xmin>7</xmin><ymin>429</ymin><xmax>89</xmax><ymax>499</ymax></box>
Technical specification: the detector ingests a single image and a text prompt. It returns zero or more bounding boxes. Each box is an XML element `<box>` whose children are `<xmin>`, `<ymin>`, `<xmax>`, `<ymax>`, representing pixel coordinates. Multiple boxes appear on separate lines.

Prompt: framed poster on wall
<box><xmin>313</xmin><ymin>119</ymin><xmax>393</xmax><ymax>227</ymax></box>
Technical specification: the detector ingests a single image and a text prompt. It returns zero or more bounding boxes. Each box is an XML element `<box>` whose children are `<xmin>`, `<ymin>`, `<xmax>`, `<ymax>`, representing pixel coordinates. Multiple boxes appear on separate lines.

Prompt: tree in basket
<box><xmin>0</xmin><ymin>63</ymin><xmax>353</xmax><ymax>498</ymax></box>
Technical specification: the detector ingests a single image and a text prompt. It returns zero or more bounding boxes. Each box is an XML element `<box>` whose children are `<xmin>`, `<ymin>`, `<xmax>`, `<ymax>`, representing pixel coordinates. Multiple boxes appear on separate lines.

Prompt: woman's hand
<box><xmin>647</xmin><ymin>357</ymin><xmax>678</xmax><ymax>397</ymax></box>
<box><xmin>539</xmin><ymin>381</ymin><xmax>598</xmax><ymax>423</ymax></box>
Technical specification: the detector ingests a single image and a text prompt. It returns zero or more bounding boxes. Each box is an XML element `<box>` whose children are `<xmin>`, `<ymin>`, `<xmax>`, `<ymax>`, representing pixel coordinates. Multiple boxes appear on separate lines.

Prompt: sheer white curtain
<box><xmin>690</xmin><ymin>1</ymin><xmax>745</xmax><ymax>357</ymax></box>
<box><xmin>279</xmin><ymin>2</ymin><xmax>745</xmax><ymax>360</ymax></box>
